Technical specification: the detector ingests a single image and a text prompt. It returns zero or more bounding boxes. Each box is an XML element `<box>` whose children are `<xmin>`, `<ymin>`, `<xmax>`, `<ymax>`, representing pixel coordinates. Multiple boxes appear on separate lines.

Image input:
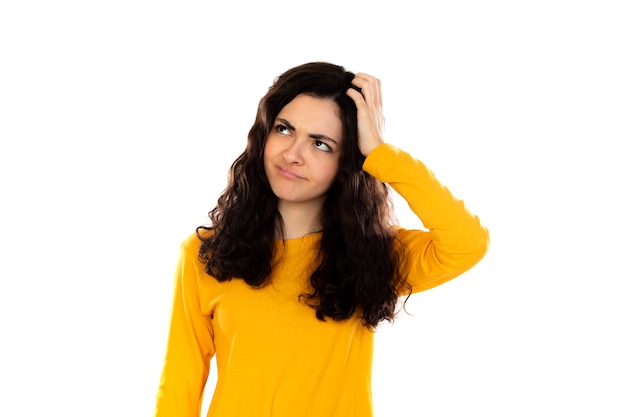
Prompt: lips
<box><xmin>277</xmin><ymin>165</ymin><xmax>305</xmax><ymax>180</ymax></box>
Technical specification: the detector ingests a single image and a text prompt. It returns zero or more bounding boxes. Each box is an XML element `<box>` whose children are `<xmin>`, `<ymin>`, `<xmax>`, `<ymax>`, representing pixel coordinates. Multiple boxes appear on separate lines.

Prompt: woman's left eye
<box><xmin>314</xmin><ymin>140</ymin><xmax>331</xmax><ymax>152</ymax></box>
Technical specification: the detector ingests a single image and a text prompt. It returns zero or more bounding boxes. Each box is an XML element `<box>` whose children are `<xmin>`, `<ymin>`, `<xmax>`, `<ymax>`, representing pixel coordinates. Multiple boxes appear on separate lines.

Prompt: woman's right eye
<box><xmin>276</xmin><ymin>124</ymin><xmax>290</xmax><ymax>135</ymax></box>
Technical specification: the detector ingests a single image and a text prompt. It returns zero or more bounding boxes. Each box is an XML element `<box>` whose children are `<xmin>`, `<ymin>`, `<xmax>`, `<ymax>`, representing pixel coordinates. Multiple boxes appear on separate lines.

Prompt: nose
<box><xmin>282</xmin><ymin>139</ymin><xmax>305</xmax><ymax>165</ymax></box>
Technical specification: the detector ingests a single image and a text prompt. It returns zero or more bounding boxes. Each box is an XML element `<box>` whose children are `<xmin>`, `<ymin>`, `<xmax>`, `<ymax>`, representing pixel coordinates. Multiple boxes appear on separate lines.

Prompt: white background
<box><xmin>1</xmin><ymin>1</ymin><xmax>625</xmax><ymax>416</ymax></box>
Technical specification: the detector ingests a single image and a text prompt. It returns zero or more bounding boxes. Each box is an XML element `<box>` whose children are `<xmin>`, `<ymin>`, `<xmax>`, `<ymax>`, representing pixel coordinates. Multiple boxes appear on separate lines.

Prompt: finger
<box><xmin>346</xmin><ymin>85</ymin><xmax>366</xmax><ymax>107</ymax></box>
<box><xmin>351</xmin><ymin>74</ymin><xmax>382</xmax><ymax>109</ymax></box>
<box><xmin>350</xmin><ymin>74</ymin><xmax>373</xmax><ymax>100</ymax></box>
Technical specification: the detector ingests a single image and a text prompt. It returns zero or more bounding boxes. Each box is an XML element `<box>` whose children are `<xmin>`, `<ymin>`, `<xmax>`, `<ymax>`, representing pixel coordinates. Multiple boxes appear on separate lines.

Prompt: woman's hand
<box><xmin>346</xmin><ymin>73</ymin><xmax>385</xmax><ymax>157</ymax></box>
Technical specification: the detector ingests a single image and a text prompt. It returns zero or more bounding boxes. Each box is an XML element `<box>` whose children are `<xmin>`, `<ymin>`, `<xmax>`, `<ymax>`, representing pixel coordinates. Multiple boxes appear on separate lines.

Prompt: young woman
<box><xmin>154</xmin><ymin>62</ymin><xmax>489</xmax><ymax>417</ymax></box>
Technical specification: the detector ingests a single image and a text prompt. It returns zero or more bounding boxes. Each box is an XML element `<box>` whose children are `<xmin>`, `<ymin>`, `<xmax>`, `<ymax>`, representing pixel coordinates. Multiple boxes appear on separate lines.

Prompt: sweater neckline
<box><xmin>278</xmin><ymin>231</ymin><xmax>323</xmax><ymax>242</ymax></box>
<box><xmin>274</xmin><ymin>232</ymin><xmax>322</xmax><ymax>253</ymax></box>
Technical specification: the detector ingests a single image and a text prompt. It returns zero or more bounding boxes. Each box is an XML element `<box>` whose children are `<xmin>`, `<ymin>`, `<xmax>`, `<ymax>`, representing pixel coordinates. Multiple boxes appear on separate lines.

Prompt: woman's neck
<box><xmin>277</xmin><ymin>201</ymin><xmax>323</xmax><ymax>240</ymax></box>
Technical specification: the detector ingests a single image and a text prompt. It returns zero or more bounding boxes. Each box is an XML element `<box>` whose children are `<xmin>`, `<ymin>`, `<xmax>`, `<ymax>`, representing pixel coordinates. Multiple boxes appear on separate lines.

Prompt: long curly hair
<box><xmin>197</xmin><ymin>62</ymin><xmax>411</xmax><ymax>328</ymax></box>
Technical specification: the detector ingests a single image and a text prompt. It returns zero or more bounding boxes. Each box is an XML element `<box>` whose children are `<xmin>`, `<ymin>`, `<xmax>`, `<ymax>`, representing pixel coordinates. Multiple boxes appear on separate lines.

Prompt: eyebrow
<box><xmin>276</xmin><ymin>118</ymin><xmax>339</xmax><ymax>146</ymax></box>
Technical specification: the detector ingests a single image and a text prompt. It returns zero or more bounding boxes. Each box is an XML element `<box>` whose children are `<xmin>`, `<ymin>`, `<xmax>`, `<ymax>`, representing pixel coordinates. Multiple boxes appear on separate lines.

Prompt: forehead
<box><xmin>277</xmin><ymin>94</ymin><xmax>343</xmax><ymax>139</ymax></box>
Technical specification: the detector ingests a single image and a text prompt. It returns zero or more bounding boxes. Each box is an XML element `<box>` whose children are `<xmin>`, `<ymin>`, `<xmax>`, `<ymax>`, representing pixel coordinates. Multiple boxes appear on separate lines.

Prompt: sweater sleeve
<box><xmin>154</xmin><ymin>234</ymin><xmax>216</xmax><ymax>417</ymax></box>
<box><xmin>362</xmin><ymin>144</ymin><xmax>490</xmax><ymax>295</ymax></box>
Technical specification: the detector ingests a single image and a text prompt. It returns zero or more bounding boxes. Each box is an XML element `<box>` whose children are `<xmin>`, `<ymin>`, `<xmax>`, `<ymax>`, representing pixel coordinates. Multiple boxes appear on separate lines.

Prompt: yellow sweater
<box><xmin>154</xmin><ymin>144</ymin><xmax>489</xmax><ymax>417</ymax></box>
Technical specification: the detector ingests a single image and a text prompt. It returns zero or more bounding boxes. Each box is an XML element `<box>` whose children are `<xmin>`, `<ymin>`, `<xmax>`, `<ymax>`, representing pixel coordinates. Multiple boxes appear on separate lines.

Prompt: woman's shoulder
<box><xmin>181</xmin><ymin>227</ymin><xmax>215</xmax><ymax>253</ymax></box>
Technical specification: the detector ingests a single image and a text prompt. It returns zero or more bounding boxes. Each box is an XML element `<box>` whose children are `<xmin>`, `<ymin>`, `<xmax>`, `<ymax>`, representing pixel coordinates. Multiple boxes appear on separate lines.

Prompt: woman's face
<box><xmin>263</xmin><ymin>94</ymin><xmax>343</xmax><ymax>211</ymax></box>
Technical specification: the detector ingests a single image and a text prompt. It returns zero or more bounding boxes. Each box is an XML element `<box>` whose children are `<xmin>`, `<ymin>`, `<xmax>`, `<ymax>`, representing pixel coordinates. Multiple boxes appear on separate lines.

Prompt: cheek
<box><xmin>263</xmin><ymin>136</ymin><xmax>281</xmax><ymax>161</ymax></box>
<box><xmin>263</xmin><ymin>139</ymin><xmax>275</xmax><ymax>167</ymax></box>
<box><xmin>320</xmin><ymin>160</ymin><xmax>341</xmax><ymax>185</ymax></box>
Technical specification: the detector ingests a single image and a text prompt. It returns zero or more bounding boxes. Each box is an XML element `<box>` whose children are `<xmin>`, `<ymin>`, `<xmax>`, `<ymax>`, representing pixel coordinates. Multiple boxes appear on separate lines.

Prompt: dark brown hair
<box><xmin>197</xmin><ymin>62</ymin><xmax>411</xmax><ymax>328</ymax></box>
